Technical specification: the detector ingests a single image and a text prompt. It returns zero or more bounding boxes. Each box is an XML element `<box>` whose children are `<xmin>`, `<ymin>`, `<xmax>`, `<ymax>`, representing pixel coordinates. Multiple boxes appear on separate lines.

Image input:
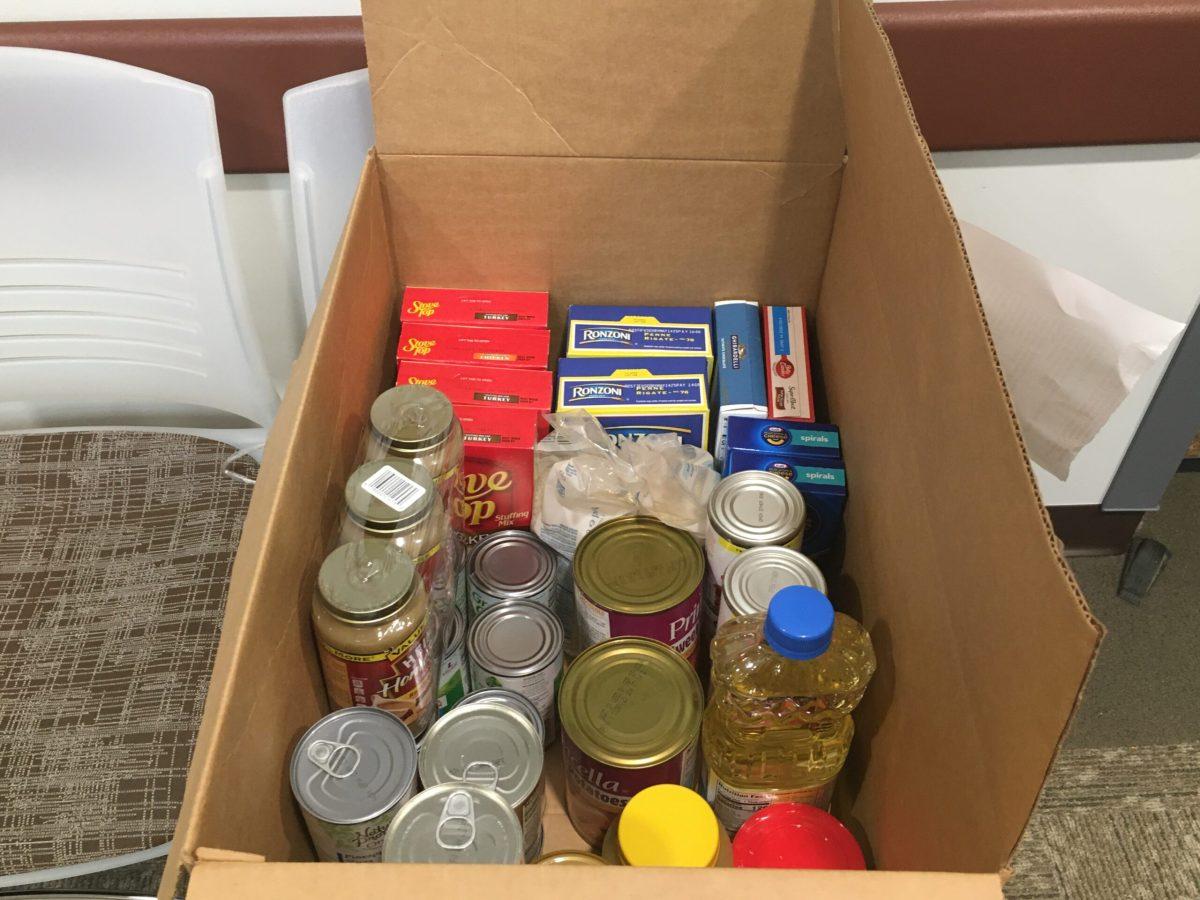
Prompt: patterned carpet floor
<box><xmin>1006</xmin><ymin>741</ymin><xmax>1200</xmax><ymax>899</ymax></box>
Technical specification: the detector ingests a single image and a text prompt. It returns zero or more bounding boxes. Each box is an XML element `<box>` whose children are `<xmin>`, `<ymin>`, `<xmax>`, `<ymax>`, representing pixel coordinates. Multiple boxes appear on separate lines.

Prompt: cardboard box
<box><xmin>712</xmin><ymin>300</ymin><xmax>769</xmax><ymax>465</ymax></box>
<box><xmin>400</xmin><ymin>286</ymin><xmax>550</xmax><ymax>329</ymax></box>
<box><xmin>556</xmin><ymin>356</ymin><xmax>711</xmax><ymax>448</ymax></box>
<box><xmin>164</xmin><ymin>2</ymin><xmax>1100</xmax><ymax>898</ymax></box>
<box><xmin>395</xmin><ymin>321</ymin><xmax>550</xmax><ymax>368</ymax></box>
<box><xmin>763</xmin><ymin>305</ymin><xmax>816</xmax><ymax>421</ymax></box>
<box><xmin>565</xmin><ymin>304</ymin><xmax>714</xmax><ymax>375</ymax></box>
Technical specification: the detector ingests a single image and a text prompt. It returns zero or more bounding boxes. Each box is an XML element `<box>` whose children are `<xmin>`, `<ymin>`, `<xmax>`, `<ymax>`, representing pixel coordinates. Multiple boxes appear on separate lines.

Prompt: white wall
<box><xmin>6</xmin><ymin>1</ymin><xmax>1198</xmax><ymax>509</ymax></box>
<box><xmin>935</xmin><ymin>146</ymin><xmax>1200</xmax><ymax>506</ymax></box>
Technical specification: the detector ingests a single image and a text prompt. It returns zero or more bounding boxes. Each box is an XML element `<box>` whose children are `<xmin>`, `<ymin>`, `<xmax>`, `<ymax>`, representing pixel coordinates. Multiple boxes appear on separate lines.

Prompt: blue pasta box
<box><xmin>726</xmin><ymin>415</ymin><xmax>841</xmax><ymax>460</ymax></box>
<box><xmin>724</xmin><ymin>449</ymin><xmax>847</xmax><ymax>557</ymax></box>
<box><xmin>555</xmin><ymin>356</ymin><xmax>710</xmax><ymax>448</ymax></box>
<box><xmin>712</xmin><ymin>300</ymin><xmax>768</xmax><ymax>466</ymax></box>
<box><xmin>565</xmin><ymin>305</ymin><xmax>713</xmax><ymax>376</ymax></box>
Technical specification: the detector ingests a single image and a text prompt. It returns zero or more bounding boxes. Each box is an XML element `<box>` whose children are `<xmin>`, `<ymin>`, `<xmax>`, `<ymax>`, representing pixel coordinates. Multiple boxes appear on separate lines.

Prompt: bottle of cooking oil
<box><xmin>703</xmin><ymin>585</ymin><xmax>875</xmax><ymax>835</ymax></box>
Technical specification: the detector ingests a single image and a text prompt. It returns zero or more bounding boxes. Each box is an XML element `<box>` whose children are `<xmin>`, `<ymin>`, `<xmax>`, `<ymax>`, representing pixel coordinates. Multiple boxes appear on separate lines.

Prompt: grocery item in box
<box><xmin>454</xmin><ymin>404</ymin><xmax>540</xmax><ymax>534</ymax></box>
<box><xmin>724</xmin><ymin>450</ymin><xmax>846</xmax><ymax>557</ymax></box>
<box><xmin>712</xmin><ymin>300</ymin><xmax>768</xmax><ymax>465</ymax></box>
<box><xmin>565</xmin><ymin>305</ymin><xmax>713</xmax><ymax>375</ymax></box>
<box><xmin>401</xmin><ymin>287</ymin><xmax>549</xmax><ymax>329</ymax></box>
<box><xmin>396</xmin><ymin>322</ymin><xmax>550</xmax><ymax>369</ymax></box>
<box><xmin>726</xmin><ymin>415</ymin><xmax>840</xmax><ymax>460</ymax></box>
<box><xmin>555</xmin><ymin>357</ymin><xmax>710</xmax><ymax>448</ymax></box>
<box><xmin>396</xmin><ymin>361</ymin><xmax>552</xmax><ymax>429</ymax></box>
<box><xmin>763</xmin><ymin>306</ymin><xmax>815</xmax><ymax>421</ymax></box>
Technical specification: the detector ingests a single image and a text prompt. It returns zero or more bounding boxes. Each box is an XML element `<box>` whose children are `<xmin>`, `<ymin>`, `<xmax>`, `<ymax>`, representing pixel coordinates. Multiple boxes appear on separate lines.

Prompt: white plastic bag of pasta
<box><xmin>533</xmin><ymin>411</ymin><xmax>719</xmax><ymax>558</ymax></box>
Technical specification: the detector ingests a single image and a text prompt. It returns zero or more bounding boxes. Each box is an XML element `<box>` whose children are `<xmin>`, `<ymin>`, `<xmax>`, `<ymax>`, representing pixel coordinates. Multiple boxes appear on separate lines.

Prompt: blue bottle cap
<box><xmin>764</xmin><ymin>586</ymin><xmax>834</xmax><ymax>660</ymax></box>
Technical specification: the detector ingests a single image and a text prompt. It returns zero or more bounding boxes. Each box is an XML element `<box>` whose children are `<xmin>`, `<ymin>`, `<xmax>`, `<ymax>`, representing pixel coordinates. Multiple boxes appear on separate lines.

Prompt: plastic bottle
<box><xmin>702</xmin><ymin>585</ymin><xmax>876</xmax><ymax>835</ymax></box>
<box><xmin>600</xmin><ymin>785</ymin><xmax>733</xmax><ymax>867</ymax></box>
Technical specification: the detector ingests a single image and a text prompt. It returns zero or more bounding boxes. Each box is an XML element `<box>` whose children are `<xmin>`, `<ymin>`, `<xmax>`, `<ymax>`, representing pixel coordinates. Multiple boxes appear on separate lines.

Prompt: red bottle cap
<box><xmin>732</xmin><ymin>803</ymin><xmax>866</xmax><ymax>870</ymax></box>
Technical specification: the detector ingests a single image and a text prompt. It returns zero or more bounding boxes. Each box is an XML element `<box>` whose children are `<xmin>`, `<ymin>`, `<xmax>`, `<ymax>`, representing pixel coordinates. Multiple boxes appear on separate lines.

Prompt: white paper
<box><xmin>961</xmin><ymin>222</ymin><xmax>1185</xmax><ymax>480</ymax></box>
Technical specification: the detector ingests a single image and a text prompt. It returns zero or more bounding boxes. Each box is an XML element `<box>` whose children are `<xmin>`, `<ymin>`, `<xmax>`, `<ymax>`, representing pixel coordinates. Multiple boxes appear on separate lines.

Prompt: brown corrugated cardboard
<box><xmin>161</xmin><ymin>1</ymin><xmax>1101</xmax><ymax>896</ymax></box>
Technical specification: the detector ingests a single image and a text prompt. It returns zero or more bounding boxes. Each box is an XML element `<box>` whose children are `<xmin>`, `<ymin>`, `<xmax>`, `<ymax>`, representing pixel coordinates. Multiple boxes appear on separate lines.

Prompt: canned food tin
<box><xmin>535</xmin><ymin>850</ymin><xmax>607</xmax><ymax>865</ymax></box>
<box><xmin>718</xmin><ymin>546</ymin><xmax>827</xmax><ymax>629</ymax></box>
<box><xmin>290</xmin><ymin>707</ymin><xmax>418</xmax><ymax>862</ymax></box>
<box><xmin>558</xmin><ymin>637</ymin><xmax>704</xmax><ymax>846</ymax></box>
<box><xmin>706</xmin><ymin>470</ymin><xmax>806</xmax><ymax>584</ymax></box>
<box><xmin>418</xmin><ymin>703</ymin><xmax>546</xmax><ymax>862</ymax></box>
<box><xmin>364</xmin><ymin>385</ymin><xmax>464</xmax><ymax>505</ymax></box>
<box><xmin>456</xmin><ymin>688</ymin><xmax>546</xmax><ymax>746</ymax></box>
<box><xmin>573</xmin><ymin>516</ymin><xmax>705</xmax><ymax>665</ymax></box>
<box><xmin>467</xmin><ymin>601</ymin><xmax>564</xmax><ymax>745</ymax></box>
<box><xmin>435</xmin><ymin>606</ymin><xmax>467</xmax><ymax>717</ymax></box>
<box><xmin>703</xmin><ymin>471</ymin><xmax>806</xmax><ymax>639</ymax></box>
<box><xmin>339</xmin><ymin>459</ymin><xmax>447</xmax><ymax>603</ymax></box>
<box><xmin>466</xmin><ymin>530</ymin><xmax>557</xmax><ymax>616</ymax></box>
<box><xmin>383</xmin><ymin>783</ymin><xmax>523</xmax><ymax>865</ymax></box>
<box><xmin>312</xmin><ymin>540</ymin><xmax>439</xmax><ymax>737</ymax></box>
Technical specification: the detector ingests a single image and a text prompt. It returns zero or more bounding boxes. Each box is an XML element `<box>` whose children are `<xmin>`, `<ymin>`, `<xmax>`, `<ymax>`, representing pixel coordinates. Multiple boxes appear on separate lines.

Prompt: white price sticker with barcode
<box><xmin>361</xmin><ymin>464</ymin><xmax>426</xmax><ymax>512</ymax></box>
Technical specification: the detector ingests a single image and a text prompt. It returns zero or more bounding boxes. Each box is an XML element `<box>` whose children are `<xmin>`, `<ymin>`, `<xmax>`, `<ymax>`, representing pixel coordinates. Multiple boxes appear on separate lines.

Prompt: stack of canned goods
<box><xmin>295</xmin><ymin>383</ymin><xmax>843</xmax><ymax>865</ymax></box>
<box><xmin>293</xmin><ymin>695</ymin><xmax>546</xmax><ymax>864</ymax></box>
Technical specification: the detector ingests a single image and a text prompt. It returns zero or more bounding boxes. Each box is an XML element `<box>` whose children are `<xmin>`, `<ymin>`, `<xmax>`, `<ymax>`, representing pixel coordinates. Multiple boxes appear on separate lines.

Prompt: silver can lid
<box><xmin>369</xmin><ymin>386</ymin><xmax>455</xmax><ymax>454</ymax></box>
<box><xmin>456</xmin><ymin>688</ymin><xmax>545</xmax><ymax>745</ymax></box>
<box><xmin>467</xmin><ymin>530</ymin><xmax>557</xmax><ymax>599</ymax></box>
<box><xmin>418</xmin><ymin>703</ymin><xmax>543</xmax><ymax>810</ymax></box>
<box><xmin>722</xmin><ymin>546</ymin><xmax>828</xmax><ymax>618</ymax></box>
<box><xmin>317</xmin><ymin>539</ymin><xmax>417</xmax><ymax>624</ymax></box>
<box><xmin>708</xmin><ymin>470</ymin><xmax>806</xmax><ymax>547</ymax></box>
<box><xmin>467</xmin><ymin>600</ymin><xmax>563</xmax><ymax>678</ymax></box>
<box><xmin>344</xmin><ymin>458</ymin><xmax>436</xmax><ymax>532</ymax></box>
<box><xmin>290</xmin><ymin>707</ymin><xmax>417</xmax><ymax>825</ymax></box>
<box><xmin>383</xmin><ymin>783</ymin><xmax>523</xmax><ymax>864</ymax></box>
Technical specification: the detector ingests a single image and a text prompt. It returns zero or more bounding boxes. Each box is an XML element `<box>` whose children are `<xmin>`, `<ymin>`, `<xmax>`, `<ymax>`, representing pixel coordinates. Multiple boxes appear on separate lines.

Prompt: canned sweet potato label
<box><xmin>318</xmin><ymin>621</ymin><xmax>436</xmax><ymax>728</ymax></box>
<box><xmin>575</xmin><ymin>587</ymin><xmax>702</xmax><ymax>665</ymax></box>
<box><xmin>562</xmin><ymin>731</ymin><xmax>697</xmax><ymax>844</ymax></box>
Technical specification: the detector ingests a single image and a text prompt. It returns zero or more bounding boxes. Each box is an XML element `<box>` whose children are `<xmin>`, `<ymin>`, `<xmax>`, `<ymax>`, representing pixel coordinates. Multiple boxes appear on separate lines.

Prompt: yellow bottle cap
<box><xmin>617</xmin><ymin>785</ymin><xmax>720</xmax><ymax>867</ymax></box>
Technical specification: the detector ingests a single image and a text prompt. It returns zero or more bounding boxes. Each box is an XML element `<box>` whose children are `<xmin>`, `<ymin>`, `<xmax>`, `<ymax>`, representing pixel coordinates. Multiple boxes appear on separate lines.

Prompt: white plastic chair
<box><xmin>0</xmin><ymin>47</ymin><xmax>277</xmax><ymax>446</ymax></box>
<box><xmin>0</xmin><ymin>48</ymin><xmax>276</xmax><ymax>888</ymax></box>
<box><xmin>283</xmin><ymin>69</ymin><xmax>373</xmax><ymax>320</ymax></box>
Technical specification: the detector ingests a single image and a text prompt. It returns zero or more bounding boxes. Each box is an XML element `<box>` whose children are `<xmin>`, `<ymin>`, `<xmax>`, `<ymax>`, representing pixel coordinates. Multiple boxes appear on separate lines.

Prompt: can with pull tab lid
<box><xmin>455</xmin><ymin>688</ymin><xmax>545</xmax><ymax>746</ymax></box>
<box><xmin>418</xmin><ymin>702</ymin><xmax>546</xmax><ymax>861</ymax></box>
<box><xmin>289</xmin><ymin>707</ymin><xmax>419</xmax><ymax>862</ymax></box>
<box><xmin>382</xmin><ymin>783</ymin><xmax>523</xmax><ymax>864</ymax></box>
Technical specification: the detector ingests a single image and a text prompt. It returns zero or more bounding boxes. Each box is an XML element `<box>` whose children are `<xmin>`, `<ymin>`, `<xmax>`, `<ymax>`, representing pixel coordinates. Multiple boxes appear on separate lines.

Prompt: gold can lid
<box><xmin>558</xmin><ymin>637</ymin><xmax>702</xmax><ymax>768</ymax></box>
<box><xmin>344</xmin><ymin>459</ymin><xmax>436</xmax><ymax>532</ymax></box>
<box><xmin>318</xmin><ymin>539</ymin><xmax>417</xmax><ymax>624</ymax></box>
<box><xmin>573</xmin><ymin>516</ymin><xmax>704</xmax><ymax>615</ymax></box>
<box><xmin>534</xmin><ymin>850</ymin><xmax>606</xmax><ymax>866</ymax></box>
<box><xmin>369</xmin><ymin>385</ymin><xmax>455</xmax><ymax>454</ymax></box>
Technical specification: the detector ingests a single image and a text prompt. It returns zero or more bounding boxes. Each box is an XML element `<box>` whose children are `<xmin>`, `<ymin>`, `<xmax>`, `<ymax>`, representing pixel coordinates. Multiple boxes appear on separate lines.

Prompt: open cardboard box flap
<box><xmin>163</xmin><ymin>1</ymin><xmax>1100</xmax><ymax>896</ymax></box>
